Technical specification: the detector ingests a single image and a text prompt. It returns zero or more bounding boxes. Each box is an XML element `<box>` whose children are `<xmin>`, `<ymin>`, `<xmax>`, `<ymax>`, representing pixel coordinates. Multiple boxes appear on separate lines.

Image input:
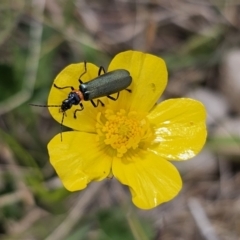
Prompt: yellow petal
<box><xmin>107</xmin><ymin>51</ymin><xmax>168</xmax><ymax>112</ymax></box>
<box><xmin>48</xmin><ymin>132</ymin><xmax>112</xmax><ymax>191</ymax></box>
<box><xmin>112</xmin><ymin>151</ymin><xmax>182</xmax><ymax>209</ymax></box>
<box><xmin>48</xmin><ymin>62</ymin><xmax>106</xmax><ymax>132</ymax></box>
<box><xmin>147</xmin><ymin>98</ymin><xmax>207</xmax><ymax>161</ymax></box>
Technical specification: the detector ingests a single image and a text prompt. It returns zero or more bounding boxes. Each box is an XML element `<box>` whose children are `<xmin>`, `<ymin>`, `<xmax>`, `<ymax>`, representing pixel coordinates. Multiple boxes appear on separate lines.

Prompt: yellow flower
<box><xmin>47</xmin><ymin>51</ymin><xmax>207</xmax><ymax>209</ymax></box>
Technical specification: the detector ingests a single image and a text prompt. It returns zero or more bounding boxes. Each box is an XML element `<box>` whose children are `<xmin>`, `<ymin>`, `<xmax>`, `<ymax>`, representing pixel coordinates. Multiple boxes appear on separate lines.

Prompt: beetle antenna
<box><xmin>30</xmin><ymin>103</ymin><xmax>65</xmax><ymax>141</ymax></box>
<box><xmin>60</xmin><ymin>112</ymin><xmax>66</xmax><ymax>142</ymax></box>
<box><xmin>29</xmin><ymin>103</ymin><xmax>61</xmax><ymax>108</ymax></box>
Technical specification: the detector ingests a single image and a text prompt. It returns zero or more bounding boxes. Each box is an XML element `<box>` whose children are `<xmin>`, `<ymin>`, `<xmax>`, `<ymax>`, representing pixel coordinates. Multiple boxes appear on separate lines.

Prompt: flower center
<box><xmin>96</xmin><ymin>109</ymin><xmax>150</xmax><ymax>157</ymax></box>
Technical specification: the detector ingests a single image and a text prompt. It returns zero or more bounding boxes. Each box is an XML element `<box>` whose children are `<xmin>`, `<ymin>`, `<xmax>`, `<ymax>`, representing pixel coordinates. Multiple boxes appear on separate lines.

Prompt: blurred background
<box><xmin>0</xmin><ymin>0</ymin><xmax>240</xmax><ymax>239</ymax></box>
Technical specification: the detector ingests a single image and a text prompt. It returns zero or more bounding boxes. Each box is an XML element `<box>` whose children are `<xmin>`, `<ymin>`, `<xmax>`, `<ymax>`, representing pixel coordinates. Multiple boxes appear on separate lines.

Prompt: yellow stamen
<box><xmin>96</xmin><ymin>109</ymin><xmax>150</xmax><ymax>158</ymax></box>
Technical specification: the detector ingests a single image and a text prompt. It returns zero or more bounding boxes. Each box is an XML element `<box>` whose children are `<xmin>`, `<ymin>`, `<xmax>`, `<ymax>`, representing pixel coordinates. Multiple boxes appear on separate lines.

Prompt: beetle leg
<box><xmin>91</xmin><ymin>99</ymin><xmax>105</xmax><ymax>107</ymax></box>
<box><xmin>107</xmin><ymin>88</ymin><xmax>131</xmax><ymax>101</ymax></box>
<box><xmin>125</xmin><ymin>88</ymin><xmax>132</xmax><ymax>93</ymax></box>
<box><xmin>107</xmin><ymin>92</ymin><xmax>120</xmax><ymax>101</ymax></box>
<box><xmin>98</xmin><ymin>66</ymin><xmax>106</xmax><ymax>76</ymax></box>
<box><xmin>73</xmin><ymin>103</ymin><xmax>84</xmax><ymax>118</ymax></box>
<box><xmin>79</xmin><ymin>61</ymin><xmax>87</xmax><ymax>84</ymax></box>
<box><xmin>54</xmin><ymin>84</ymin><xmax>74</xmax><ymax>90</ymax></box>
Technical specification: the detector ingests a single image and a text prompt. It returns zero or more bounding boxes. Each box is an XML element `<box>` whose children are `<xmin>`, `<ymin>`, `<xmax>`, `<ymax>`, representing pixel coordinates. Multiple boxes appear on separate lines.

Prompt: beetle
<box><xmin>30</xmin><ymin>61</ymin><xmax>132</xmax><ymax>140</ymax></box>
<box><xmin>53</xmin><ymin>61</ymin><xmax>132</xmax><ymax>118</ymax></box>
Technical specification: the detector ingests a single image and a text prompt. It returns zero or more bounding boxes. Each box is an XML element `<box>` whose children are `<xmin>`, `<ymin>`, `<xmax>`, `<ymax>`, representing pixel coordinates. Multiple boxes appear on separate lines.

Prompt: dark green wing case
<box><xmin>80</xmin><ymin>69</ymin><xmax>132</xmax><ymax>100</ymax></box>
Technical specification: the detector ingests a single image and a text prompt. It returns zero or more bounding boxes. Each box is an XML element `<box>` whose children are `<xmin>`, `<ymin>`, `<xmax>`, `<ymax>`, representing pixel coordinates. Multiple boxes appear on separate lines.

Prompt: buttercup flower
<box><xmin>47</xmin><ymin>51</ymin><xmax>207</xmax><ymax>209</ymax></box>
